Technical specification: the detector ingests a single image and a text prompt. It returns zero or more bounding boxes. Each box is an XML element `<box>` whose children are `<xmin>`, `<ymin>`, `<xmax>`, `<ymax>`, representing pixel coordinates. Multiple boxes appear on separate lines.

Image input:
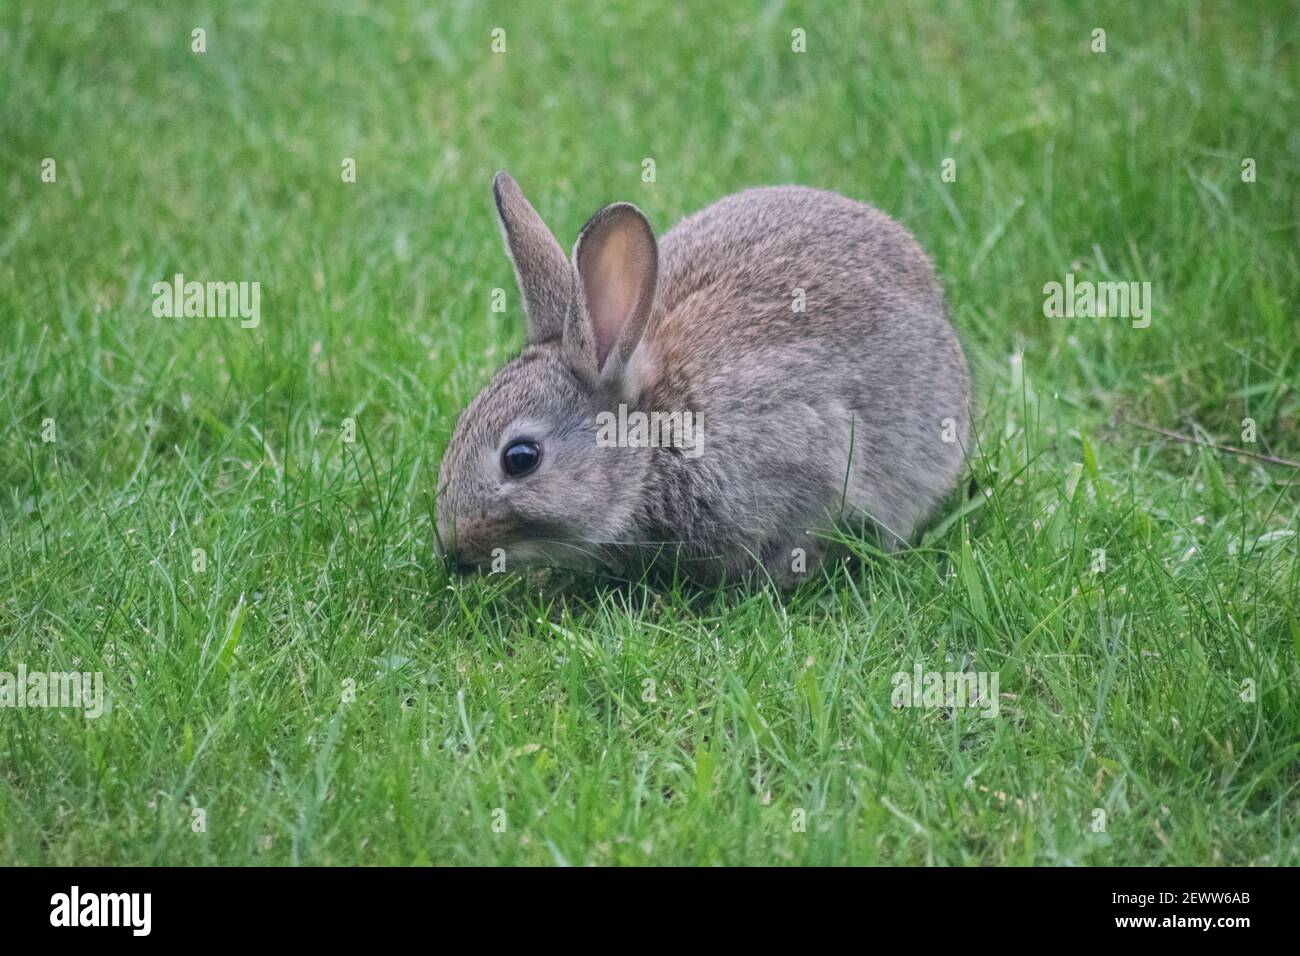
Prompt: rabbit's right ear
<box><xmin>493</xmin><ymin>172</ymin><xmax>572</xmax><ymax>345</ymax></box>
<box><xmin>568</xmin><ymin>202</ymin><xmax>658</xmax><ymax>384</ymax></box>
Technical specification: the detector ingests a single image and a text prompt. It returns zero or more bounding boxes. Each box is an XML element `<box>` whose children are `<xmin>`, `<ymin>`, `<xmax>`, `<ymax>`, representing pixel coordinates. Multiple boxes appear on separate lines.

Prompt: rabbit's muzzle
<box><xmin>437</xmin><ymin>514</ymin><xmax>500</xmax><ymax>574</ymax></box>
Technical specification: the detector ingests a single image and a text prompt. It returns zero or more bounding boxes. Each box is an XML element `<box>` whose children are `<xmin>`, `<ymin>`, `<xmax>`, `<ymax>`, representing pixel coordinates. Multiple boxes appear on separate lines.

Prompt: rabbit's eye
<box><xmin>502</xmin><ymin>440</ymin><xmax>541</xmax><ymax>477</ymax></box>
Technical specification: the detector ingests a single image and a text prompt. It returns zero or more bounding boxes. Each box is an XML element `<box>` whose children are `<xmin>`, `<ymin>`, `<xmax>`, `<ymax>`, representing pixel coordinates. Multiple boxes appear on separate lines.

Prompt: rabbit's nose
<box><xmin>438</xmin><ymin>534</ymin><xmax>477</xmax><ymax>575</ymax></box>
<box><xmin>438</xmin><ymin>516</ymin><xmax>493</xmax><ymax>573</ymax></box>
<box><xmin>436</xmin><ymin>523</ymin><xmax>463</xmax><ymax>570</ymax></box>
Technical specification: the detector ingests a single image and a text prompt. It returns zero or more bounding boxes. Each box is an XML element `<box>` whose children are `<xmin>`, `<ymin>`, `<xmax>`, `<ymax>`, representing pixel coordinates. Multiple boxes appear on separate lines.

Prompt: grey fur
<box><xmin>436</xmin><ymin>173</ymin><xmax>970</xmax><ymax>585</ymax></box>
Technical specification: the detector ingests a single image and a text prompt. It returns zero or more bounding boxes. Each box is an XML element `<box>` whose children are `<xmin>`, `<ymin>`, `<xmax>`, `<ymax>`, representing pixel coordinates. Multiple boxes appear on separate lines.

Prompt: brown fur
<box><xmin>435</xmin><ymin>173</ymin><xmax>970</xmax><ymax>585</ymax></box>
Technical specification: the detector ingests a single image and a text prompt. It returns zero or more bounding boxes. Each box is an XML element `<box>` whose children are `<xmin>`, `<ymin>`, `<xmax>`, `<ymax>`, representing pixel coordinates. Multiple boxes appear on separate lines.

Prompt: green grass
<box><xmin>1</xmin><ymin>0</ymin><xmax>1297</xmax><ymax>865</ymax></box>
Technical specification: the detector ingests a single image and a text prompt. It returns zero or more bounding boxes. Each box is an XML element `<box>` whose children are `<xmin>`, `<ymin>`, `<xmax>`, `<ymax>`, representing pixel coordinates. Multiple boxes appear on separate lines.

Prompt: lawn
<box><xmin>1</xmin><ymin>0</ymin><xmax>1297</xmax><ymax>865</ymax></box>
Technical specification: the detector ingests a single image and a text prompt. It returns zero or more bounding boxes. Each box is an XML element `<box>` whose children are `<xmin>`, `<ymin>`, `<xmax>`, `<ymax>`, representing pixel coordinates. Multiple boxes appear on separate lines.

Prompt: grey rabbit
<box><xmin>435</xmin><ymin>172</ymin><xmax>970</xmax><ymax>585</ymax></box>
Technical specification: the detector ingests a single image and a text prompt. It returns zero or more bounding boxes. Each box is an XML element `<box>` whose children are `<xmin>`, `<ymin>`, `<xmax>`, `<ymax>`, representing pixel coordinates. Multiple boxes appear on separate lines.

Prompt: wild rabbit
<box><xmin>436</xmin><ymin>173</ymin><xmax>969</xmax><ymax>585</ymax></box>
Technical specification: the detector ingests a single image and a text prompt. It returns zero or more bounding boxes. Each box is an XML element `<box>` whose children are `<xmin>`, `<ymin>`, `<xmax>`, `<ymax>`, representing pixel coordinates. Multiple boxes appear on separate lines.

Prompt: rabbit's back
<box><xmin>653</xmin><ymin>185</ymin><xmax>951</xmax><ymax>361</ymax></box>
<box><xmin>640</xmin><ymin>186</ymin><xmax>969</xmax><ymax>562</ymax></box>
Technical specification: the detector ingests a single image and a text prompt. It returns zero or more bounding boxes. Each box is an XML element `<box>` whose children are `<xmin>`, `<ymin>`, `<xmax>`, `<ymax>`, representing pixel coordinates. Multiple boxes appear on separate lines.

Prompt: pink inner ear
<box><xmin>581</xmin><ymin>220</ymin><xmax>652</xmax><ymax>368</ymax></box>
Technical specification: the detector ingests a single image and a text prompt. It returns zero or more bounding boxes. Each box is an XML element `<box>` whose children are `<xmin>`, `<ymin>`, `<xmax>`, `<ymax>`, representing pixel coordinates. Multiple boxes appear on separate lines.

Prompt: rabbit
<box><xmin>435</xmin><ymin>172</ymin><xmax>970</xmax><ymax>586</ymax></box>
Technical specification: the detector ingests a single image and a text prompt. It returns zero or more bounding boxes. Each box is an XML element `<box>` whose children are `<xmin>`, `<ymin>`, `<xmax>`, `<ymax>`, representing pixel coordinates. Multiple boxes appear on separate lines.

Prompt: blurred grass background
<box><xmin>0</xmin><ymin>0</ymin><xmax>1297</xmax><ymax>864</ymax></box>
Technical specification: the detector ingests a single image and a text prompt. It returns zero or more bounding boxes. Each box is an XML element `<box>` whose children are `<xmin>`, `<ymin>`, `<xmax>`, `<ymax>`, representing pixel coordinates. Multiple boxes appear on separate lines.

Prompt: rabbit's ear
<box><xmin>493</xmin><ymin>172</ymin><xmax>572</xmax><ymax>344</ymax></box>
<box><xmin>569</xmin><ymin>202</ymin><xmax>658</xmax><ymax>381</ymax></box>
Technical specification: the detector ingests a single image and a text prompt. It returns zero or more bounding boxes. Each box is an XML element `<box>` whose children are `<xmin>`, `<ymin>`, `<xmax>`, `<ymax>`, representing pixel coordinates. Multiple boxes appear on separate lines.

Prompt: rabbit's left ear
<box><xmin>493</xmin><ymin>172</ymin><xmax>572</xmax><ymax>346</ymax></box>
<box><xmin>568</xmin><ymin>203</ymin><xmax>658</xmax><ymax>382</ymax></box>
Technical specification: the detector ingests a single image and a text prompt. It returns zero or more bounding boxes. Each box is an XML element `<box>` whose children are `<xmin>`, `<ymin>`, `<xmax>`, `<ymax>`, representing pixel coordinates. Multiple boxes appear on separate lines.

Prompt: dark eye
<box><xmin>502</xmin><ymin>439</ymin><xmax>541</xmax><ymax>477</ymax></box>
